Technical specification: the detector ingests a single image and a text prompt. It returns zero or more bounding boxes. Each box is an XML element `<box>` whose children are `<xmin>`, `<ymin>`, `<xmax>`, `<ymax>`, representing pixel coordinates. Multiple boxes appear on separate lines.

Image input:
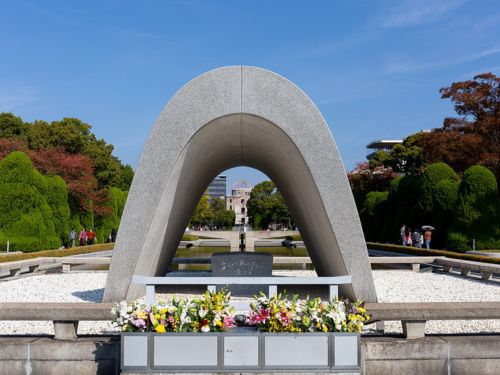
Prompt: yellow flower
<box><xmin>322</xmin><ymin>324</ymin><xmax>328</xmax><ymax>332</ymax></box>
<box><xmin>155</xmin><ymin>324</ymin><xmax>166</xmax><ymax>333</ymax></box>
<box><xmin>135</xmin><ymin>310</ymin><xmax>148</xmax><ymax>320</ymax></box>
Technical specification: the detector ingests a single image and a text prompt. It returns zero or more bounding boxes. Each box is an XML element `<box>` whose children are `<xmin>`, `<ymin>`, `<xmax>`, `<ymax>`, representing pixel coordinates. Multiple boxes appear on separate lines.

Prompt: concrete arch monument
<box><xmin>104</xmin><ymin>66</ymin><xmax>378</xmax><ymax>303</ymax></box>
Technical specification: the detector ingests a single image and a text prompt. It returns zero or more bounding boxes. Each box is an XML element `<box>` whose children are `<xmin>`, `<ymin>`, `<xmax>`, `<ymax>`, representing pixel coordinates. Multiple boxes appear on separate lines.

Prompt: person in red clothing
<box><xmin>87</xmin><ymin>228</ymin><xmax>96</xmax><ymax>245</ymax></box>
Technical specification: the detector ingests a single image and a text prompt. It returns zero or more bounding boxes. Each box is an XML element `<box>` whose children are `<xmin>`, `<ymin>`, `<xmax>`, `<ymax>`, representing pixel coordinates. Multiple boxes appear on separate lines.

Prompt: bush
<box><xmin>44</xmin><ymin>175</ymin><xmax>71</xmax><ymax>244</ymax></box>
<box><xmin>182</xmin><ymin>234</ymin><xmax>199</xmax><ymax>241</ymax></box>
<box><xmin>361</xmin><ymin>191</ymin><xmax>388</xmax><ymax>240</ymax></box>
<box><xmin>0</xmin><ymin>242</ymin><xmax>114</xmax><ymax>262</ymax></box>
<box><xmin>419</xmin><ymin>163</ymin><xmax>457</xmax><ymax>214</ymax></box>
<box><xmin>366</xmin><ymin>241</ymin><xmax>500</xmax><ymax>265</ymax></box>
<box><xmin>454</xmin><ymin>165</ymin><xmax>498</xmax><ymax>236</ymax></box>
<box><xmin>475</xmin><ymin>238</ymin><xmax>500</xmax><ymax>251</ymax></box>
<box><xmin>447</xmin><ymin>232</ymin><xmax>469</xmax><ymax>252</ymax></box>
<box><xmin>94</xmin><ymin>187</ymin><xmax>127</xmax><ymax>243</ymax></box>
<box><xmin>0</xmin><ymin>152</ymin><xmax>62</xmax><ymax>251</ymax></box>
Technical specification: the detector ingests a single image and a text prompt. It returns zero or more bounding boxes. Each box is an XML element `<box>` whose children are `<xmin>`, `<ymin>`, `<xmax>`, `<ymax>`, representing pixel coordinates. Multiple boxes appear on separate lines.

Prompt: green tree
<box><xmin>0</xmin><ymin>152</ymin><xmax>61</xmax><ymax>251</ymax></box>
<box><xmin>453</xmin><ymin>165</ymin><xmax>498</xmax><ymax>238</ymax></box>
<box><xmin>384</xmin><ymin>135</ymin><xmax>425</xmax><ymax>175</ymax></box>
<box><xmin>210</xmin><ymin>198</ymin><xmax>235</xmax><ymax>229</ymax></box>
<box><xmin>94</xmin><ymin>187</ymin><xmax>128</xmax><ymax>243</ymax></box>
<box><xmin>24</xmin><ymin>116</ymin><xmax>134</xmax><ymax>189</ymax></box>
<box><xmin>190</xmin><ymin>193</ymin><xmax>212</xmax><ymax>227</ymax></box>
<box><xmin>44</xmin><ymin>175</ymin><xmax>71</xmax><ymax>244</ymax></box>
<box><xmin>118</xmin><ymin>164</ymin><xmax>134</xmax><ymax>191</ymax></box>
<box><xmin>360</xmin><ymin>191</ymin><xmax>388</xmax><ymax>241</ymax></box>
<box><xmin>0</xmin><ymin>112</ymin><xmax>26</xmax><ymax>139</ymax></box>
<box><xmin>246</xmin><ymin>181</ymin><xmax>293</xmax><ymax>229</ymax></box>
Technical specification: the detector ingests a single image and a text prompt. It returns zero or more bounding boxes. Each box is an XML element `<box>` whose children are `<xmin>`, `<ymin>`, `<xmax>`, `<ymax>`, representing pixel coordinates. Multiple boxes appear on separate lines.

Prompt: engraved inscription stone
<box><xmin>211</xmin><ymin>252</ymin><xmax>272</xmax><ymax>295</ymax></box>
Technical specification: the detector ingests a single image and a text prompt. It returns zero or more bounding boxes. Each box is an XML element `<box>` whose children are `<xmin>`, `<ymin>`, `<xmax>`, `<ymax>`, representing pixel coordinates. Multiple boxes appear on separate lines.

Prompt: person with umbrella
<box><xmin>422</xmin><ymin>225</ymin><xmax>434</xmax><ymax>249</ymax></box>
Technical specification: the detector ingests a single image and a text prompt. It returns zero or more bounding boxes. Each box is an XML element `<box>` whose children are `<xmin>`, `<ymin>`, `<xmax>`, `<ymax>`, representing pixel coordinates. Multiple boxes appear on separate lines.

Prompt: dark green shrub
<box><xmin>447</xmin><ymin>232</ymin><xmax>469</xmax><ymax>252</ymax></box>
<box><xmin>94</xmin><ymin>187</ymin><xmax>127</xmax><ymax>243</ymax></box>
<box><xmin>44</xmin><ymin>175</ymin><xmax>71</xmax><ymax>244</ymax></box>
<box><xmin>475</xmin><ymin>238</ymin><xmax>500</xmax><ymax>251</ymax></box>
<box><xmin>454</xmin><ymin>165</ymin><xmax>498</xmax><ymax>236</ymax></box>
<box><xmin>419</xmin><ymin>163</ymin><xmax>457</xmax><ymax>214</ymax></box>
<box><xmin>361</xmin><ymin>191</ymin><xmax>388</xmax><ymax>241</ymax></box>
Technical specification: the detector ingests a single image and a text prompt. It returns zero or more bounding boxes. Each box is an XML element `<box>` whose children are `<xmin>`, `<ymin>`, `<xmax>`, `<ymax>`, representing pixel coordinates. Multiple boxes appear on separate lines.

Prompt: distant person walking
<box><xmin>87</xmin><ymin>228</ymin><xmax>96</xmax><ymax>245</ymax></box>
<box><xmin>403</xmin><ymin>227</ymin><xmax>412</xmax><ymax>246</ymax></box>
<box><xmin>79</xmin><ymin>228</ymin><xmax>87</xmax><ymax>246</ymax></box>
<box><xmin>400</xmin><ymin>224</ymin><xmax>406</xmax><ymax>245</ymax></box>
<box><xmin>424</xmin><ymin>229</ymin><xmax>432</xmax><ymax>249</ymax></box>
<box><xmin>69</xmin><ymin>228</ymin><xmax>76</xmax><ymax>248</ymax></box>
<box><xmin>412</xmin><ymin>229</ymin><xmax>422</xmax><ymax>248</ymax></box>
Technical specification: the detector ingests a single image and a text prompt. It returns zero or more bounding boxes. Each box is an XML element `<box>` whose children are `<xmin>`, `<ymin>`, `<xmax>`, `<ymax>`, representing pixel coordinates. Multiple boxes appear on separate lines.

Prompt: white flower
<box><xmin>199</xmin><ymin>308</ymin><xmax>208</xmax><ymax>318</ymax></box>
<box><xmin>201</xmin><ymin>325</ymin><xmax>210</xmax><ymax>333</ymax></box>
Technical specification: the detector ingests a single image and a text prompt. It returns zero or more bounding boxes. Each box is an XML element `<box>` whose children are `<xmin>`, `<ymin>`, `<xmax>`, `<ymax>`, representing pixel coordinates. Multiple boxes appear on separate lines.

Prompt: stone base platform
<box><xmin>0</xmin><ymin>334</ymin><xmax>499</xmax><ymax>374</ymax></box>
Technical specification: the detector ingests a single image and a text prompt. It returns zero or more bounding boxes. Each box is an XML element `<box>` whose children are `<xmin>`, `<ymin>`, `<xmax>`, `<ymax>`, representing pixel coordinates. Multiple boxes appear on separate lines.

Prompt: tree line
<box><xmin>238</xmin><ymin>73</ymin><xmax>500</xmax><ymax>252</ymax></box>
<box><xmin>189</xmin><ymin>195</ymin><xmax>235</xmax><ymax>230</ymax></box>
<box><xmin>0</xmin><ymin>114</ymin><xmax>132</xmax><ymax>251</ymax></box>
<box><xmin>349</xmin><ymin>73</ymin><xmax>500</xmax><ymax>251</ymax></box>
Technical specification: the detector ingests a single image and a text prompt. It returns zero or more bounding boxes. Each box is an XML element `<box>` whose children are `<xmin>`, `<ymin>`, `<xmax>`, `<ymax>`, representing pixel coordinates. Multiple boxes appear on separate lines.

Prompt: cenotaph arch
<box><xmin>104</xmin><ymin>66</ymin><xmax>378</xmax><ymax>303</ymax></box>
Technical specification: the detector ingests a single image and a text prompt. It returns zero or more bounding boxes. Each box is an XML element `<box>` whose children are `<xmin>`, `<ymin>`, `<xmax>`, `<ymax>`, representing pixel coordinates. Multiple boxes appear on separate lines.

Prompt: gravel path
<box><xmin>0</xmin><ymin>270</ymin><xmax>498</xmax><ymax>335</ymax></box>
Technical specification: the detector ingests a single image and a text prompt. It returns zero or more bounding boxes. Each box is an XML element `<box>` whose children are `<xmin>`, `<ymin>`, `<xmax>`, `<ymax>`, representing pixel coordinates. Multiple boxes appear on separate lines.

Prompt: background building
<box><xmin>207</xmin><ymin>175</ymin><xmax>227</xmax><ymax>199</ymax></box>
<box><xmin>366</xmin><ymin>139</ymin><xmax>403</xmax><ymax>159</ymax></box>
<box><xmin>226</xmin><ymin>180</ymin><xmax>253</xmax><ymax>226</ymax></box>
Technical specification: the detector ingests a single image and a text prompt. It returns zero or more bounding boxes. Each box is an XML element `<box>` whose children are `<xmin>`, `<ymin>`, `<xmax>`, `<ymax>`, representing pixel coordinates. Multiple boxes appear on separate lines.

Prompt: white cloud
<box><xmin>0</xmin><ymin>88</ymin><xmax>39</xmax><ymax>111</ymax></box>
<box><xmin>384</xmin><ymin>46</ymin><xmax>500</xmax><ymax>74</ymax></box>
<box><xmin>381</xmin><ymin>0</ymin><xmax>466</xmax><ymax>28</ymax></box>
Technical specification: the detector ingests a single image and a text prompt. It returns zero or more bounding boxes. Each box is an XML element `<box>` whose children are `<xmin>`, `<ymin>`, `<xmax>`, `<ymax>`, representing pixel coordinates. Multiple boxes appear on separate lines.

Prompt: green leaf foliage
<box><xmin>0</xmin><ymin>152</ymin><xmax>63</xmax><ymax>251</ymax></box>
<box><xmin>360</xmin><ymin>191</ymin><xmax>388</xmax><ymax>241</ymax></box>
<box><xmin>454</xmin><ymin>165</ymin><xmax>498</xmax><ymax>237</ymax></box>
<box><xmin>94</xmin><ymin>187</ymin><xmax>128</xmax><ymax>243</ymax></box>
<box><xmin>44</xmin><ymin>175</ymin><xmax>71</xmax><ymax>243</ymax></box>
<box><xmin>0</xmin><ymin>112</ymin><xmax>26</xmax><ymax>139</ymax></box>
<box><xmin>246</xmin><ymin>181</ymin><xmax>294</xmax><ymax>229</ymax></box>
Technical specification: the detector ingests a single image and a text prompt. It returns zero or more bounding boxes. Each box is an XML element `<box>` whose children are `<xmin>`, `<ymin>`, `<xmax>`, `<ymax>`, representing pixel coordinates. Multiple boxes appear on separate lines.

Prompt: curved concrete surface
<box><xmin>104</xmin><ymin>66</ymin><xmax>377</xmax><ymax>302</ymax></box>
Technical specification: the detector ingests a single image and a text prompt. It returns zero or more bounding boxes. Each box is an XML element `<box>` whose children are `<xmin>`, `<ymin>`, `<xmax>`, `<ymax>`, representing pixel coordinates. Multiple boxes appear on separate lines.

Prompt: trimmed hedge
<box><xmin>0</xmin><ymin>152</ymin><xmax>62</xmax><ymax>251</ymax></box>
<box><xmin>0</xmin><ymin>243</ymin><xmax>114</xmax><ymax>263</ymax></box>
<box><xmin>366</xmin><ymin>241</ymin><xmax>500</xmax><ymax>265</ymax></box>
<box><xmin>182</xmin><ymin>234</ymin><xmax>200</xmax><ymax>241</ymax></box>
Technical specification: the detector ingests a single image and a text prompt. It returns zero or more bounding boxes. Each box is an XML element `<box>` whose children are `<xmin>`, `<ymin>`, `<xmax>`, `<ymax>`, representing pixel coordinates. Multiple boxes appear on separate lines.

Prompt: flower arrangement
<box><xmin>112</xmin><ymin>289</ymin><xmax>370</xmax><ymax>334</ymax></box>
<box><xmin>111</xmin><ymin>288</ymin><xmax>235</xmax><ymax>333</ymax></box>
<box><xmin>246</xmin><ymin>292</ymin><xmax>370</xmax><ymax>333</ymax></box>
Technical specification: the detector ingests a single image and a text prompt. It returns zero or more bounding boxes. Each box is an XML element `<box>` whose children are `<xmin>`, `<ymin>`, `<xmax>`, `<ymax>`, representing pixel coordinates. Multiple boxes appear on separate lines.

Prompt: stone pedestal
<box><xmin>211</xmin><ymin>252</ymin><xmax>273</xmax><ymax>296</ymax></box>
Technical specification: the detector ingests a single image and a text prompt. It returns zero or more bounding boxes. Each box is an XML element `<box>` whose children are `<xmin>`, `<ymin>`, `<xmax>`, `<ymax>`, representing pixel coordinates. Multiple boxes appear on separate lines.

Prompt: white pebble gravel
<box><xmin>0</xmin><ymin>270</ymin><xmax>498</xmax><ymax>335</ymax></box>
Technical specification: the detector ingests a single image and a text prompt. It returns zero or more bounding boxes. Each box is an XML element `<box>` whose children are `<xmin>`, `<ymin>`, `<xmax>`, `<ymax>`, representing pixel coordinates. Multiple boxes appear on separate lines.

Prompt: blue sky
<box><xmin>1</xmin><ymin>0</ymin><xmax>499</xmax><ymax>191</ymax></box>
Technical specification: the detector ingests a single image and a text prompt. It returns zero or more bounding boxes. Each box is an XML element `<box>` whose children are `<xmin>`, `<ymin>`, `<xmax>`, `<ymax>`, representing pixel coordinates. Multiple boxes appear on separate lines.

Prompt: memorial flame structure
<box><xmin>104</xmin><ymin>66</ymin><xmax>377</xmax><ymax>303</ymax></box>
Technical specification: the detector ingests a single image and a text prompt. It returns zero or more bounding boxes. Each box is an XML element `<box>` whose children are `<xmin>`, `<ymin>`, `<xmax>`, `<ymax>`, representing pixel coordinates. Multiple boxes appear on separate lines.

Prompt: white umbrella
<box><xmin>421</xmin><ymin>225</ymin><xmax>435</xmax><ymax>231</ymax></box>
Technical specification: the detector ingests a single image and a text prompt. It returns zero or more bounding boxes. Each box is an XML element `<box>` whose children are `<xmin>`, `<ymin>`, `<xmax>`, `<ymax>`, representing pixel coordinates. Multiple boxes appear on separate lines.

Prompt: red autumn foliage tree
<box><xmin>415</xmin><ymin>73</ymin><xmax>500</xmax><ymax>181</ymax></box>
<box><xmin>0</xmin><ymin>138</ymin><xmax>28</xmax><ymax>158</ymax></box>
<box><xmin>0</xmin><ymin>140</ymin><xmax>109</xmax><ymax>215</ymax></box>
<box><xmin>347</xmin><ymin>162</ymin><xmax>398</xmax><ymax>208</ymax></box>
